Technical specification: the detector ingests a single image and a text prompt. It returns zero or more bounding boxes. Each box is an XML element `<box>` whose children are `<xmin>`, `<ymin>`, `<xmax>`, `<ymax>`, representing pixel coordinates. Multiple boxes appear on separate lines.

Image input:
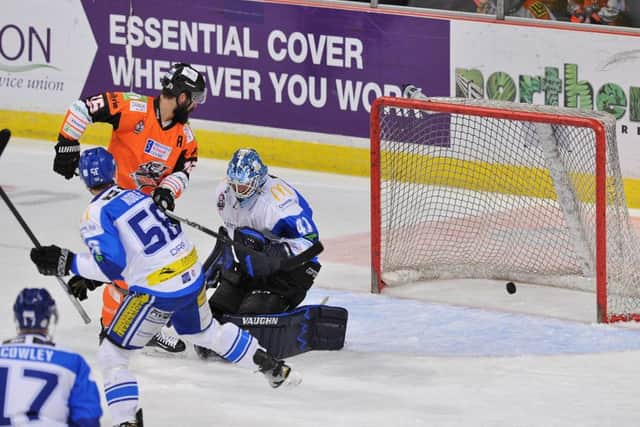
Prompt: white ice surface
<box><xmin>2</xmin><ymin>138</ymin><xmax>640</xmax><ymax>426</ymax></box>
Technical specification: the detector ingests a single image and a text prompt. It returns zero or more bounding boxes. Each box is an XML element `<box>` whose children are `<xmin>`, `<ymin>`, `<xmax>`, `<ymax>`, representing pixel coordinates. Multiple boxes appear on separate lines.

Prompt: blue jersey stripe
<box><xmin>225</xmin><ymin>330</ymin><xmax>253</xmax><ymax>363</ymax></box>
<box><xmin>105</xmin><ymin>384</ymin><xmax>139</xmax><ymax>403</ymax></box>
<box><xmin>108</xmin><ymin>396</ymin><xmax>139</xmax><ymax>406</ymax></box>
<box><xmin>233</xmin><ymin>335</ymin><xmax>253</xmax><ymax>363</ymax></box>
<box><xmin>222</xmin><ymin>329</ymin><xmax>242</xmax><ymax>360</ymax></box>
<box><xmin>104</xmin><ymin>381</ymin><xmax>137</xmax><ymax>393</ymax></box>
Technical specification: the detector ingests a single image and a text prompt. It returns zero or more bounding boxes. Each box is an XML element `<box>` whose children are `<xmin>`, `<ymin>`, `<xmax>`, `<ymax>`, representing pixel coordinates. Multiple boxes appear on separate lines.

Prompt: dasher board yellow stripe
<box><xmin>3</xmin><ymin>109</ymin><xmax>640</xmax><ymax>207</ymax></box>
<box><xmin>0</xmin><ymin>110</ymin><xmax>369</xmax><ymax>176</ymax></box>
<box><xmin>147</xmin><ymin>248</ymin><xmax>198</xmax><ymax>286</ymax></box>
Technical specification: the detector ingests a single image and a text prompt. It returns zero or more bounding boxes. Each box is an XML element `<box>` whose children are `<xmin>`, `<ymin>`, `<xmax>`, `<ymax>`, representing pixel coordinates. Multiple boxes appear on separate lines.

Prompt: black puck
<box><xmin>506</xmin><ymin>282</ymin><xmax>516</xmax><ymax>294</ymax></box>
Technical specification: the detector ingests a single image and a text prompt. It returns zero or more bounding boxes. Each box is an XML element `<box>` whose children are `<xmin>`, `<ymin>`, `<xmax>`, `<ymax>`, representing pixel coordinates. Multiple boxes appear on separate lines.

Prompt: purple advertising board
<box><xmin>80</xmin><ymin>0</ymin><xmax>450</xmax><ymax>138</ymax></box>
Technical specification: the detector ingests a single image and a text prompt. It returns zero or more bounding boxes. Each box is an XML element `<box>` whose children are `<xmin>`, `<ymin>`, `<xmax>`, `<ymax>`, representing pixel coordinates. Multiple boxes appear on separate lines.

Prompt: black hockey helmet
<box><xmin>161</xmin><ymin>63</ymin><xmax>207</xmax><ymax>104</ymax></box>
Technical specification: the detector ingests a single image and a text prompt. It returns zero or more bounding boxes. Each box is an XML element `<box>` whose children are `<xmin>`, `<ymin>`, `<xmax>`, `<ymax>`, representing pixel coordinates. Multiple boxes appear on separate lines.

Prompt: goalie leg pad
<box><xmin>221</xmin><ymin>304</ymin><xmax>348</xmax><ymax>358</ymax></box>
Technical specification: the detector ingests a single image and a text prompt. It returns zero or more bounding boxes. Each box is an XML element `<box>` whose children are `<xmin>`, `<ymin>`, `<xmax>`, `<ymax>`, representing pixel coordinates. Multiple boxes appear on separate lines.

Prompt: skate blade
<box><xmin>281</xmin><ymin>370</ymin><xmax>302</xmax><ymax>388</ymax></box>
<box><xmin>140</xmin><ymin>347</ymin><xmax>185</xmax><ymax>359</ymax></box>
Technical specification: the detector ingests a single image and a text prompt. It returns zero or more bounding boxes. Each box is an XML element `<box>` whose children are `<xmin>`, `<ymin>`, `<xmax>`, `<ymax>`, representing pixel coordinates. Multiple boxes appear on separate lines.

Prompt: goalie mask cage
<box><xmin>370</xmin><ymin>96</ymin><xmax>640</xmax><ymax>323</ymax></box>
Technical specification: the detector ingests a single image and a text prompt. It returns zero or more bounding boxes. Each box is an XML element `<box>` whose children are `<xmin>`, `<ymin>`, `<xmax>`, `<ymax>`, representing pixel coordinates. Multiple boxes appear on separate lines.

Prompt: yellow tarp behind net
<box><xmin>380</xmin><ymin>151</ymin><xmax>617</xmax><ymax>204</ymax></box>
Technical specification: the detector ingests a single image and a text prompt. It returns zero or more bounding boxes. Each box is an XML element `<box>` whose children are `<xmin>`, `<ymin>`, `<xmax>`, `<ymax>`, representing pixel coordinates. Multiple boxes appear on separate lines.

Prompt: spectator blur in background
<box><xmin>348</xmin><ymin>0</ymin><xmax>638</xmax><ymax>27</ymax></box>
<box><xmin>567</xmin><ymin>0</ymin><xmax>631</xmax><ymax>26</ymax></box>
<box><xmin>406</xmin><ymin>0</ymin><xmax>478</xmax><ymax>11</ymax></box>
<box><xmin>349</xmin><ymin>0</ymin><xmax>410</xmax><ymax>5</ymax></box>
<box><xmin>628</xmin><ymin>2</ymin><xmax>640</xmax><ymax>27</ymax></box>
<box><xmin>476</xmin><ymin>0</ymin><xmax>556</xmax><ymax>19</ymax></box>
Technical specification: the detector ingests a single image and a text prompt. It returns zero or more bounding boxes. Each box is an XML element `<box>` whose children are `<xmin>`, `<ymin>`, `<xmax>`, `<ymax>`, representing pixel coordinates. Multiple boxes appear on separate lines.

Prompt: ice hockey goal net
<box><xmin>370</xmin><ymin>96</ymin><xmax>640</xmax><ymax>323</ymax></box>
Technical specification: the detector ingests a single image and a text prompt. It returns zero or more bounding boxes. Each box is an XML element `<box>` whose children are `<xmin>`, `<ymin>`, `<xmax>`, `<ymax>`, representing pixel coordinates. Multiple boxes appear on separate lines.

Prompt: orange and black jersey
<box><xmin>60</xmin><ymin>91</ymin><xmax>197</xmax><ymax>194</ymax></box>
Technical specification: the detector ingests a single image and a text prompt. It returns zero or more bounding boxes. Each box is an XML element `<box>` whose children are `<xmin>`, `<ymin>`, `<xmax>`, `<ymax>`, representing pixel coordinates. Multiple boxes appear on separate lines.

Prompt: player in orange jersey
<box><xmin>52</xmin><ymin>62</ymin><xmax>207</xmax><ymax>354</ymax></box>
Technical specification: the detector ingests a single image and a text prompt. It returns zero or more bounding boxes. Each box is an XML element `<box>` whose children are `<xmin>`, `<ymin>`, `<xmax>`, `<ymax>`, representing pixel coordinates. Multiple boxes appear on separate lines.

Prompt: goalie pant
<box><xmin>221</xmin><ymin>304</ymin><xmax>348</xmax><ymax>359</ymax></box>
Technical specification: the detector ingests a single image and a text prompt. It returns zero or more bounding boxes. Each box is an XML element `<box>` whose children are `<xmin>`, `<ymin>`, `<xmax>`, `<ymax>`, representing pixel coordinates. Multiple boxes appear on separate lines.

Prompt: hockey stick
<box><xmin>0</xmin><ymin>130</ymin><xmax>91</xmax><ymax>324</ymax></box>
<box><xmin>0</xmin><ymin>129</ymin><xmax>10</xmax><ymax>156</ymax></box>
<box><xmin>164</xmin><ymin>211</ymin><xmax>323</xmax><ymax>272</ymax></box>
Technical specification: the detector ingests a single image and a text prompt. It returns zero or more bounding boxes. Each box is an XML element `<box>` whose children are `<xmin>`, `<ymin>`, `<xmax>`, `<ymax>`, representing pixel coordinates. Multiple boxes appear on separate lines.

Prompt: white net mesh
<box><xmin>372</xmin><ymin>97</ymin><xmax>640</xmax><ymax>322</ymax></box>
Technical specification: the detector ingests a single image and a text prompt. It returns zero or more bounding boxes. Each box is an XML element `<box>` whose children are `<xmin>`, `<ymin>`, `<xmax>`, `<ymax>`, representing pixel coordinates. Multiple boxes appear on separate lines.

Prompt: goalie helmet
<box><xmin>161</xmin><ymin>63</ymin><xmax>207</xmax><ymax>105</ymax></box>
<box><xmin>13</xmin><ymin>288</ymin><xmax>58</xmax><ymax>332</ymax></box>
<box><xmin>226</xmin><ymin>148</ymin><xmax>268</xmax><ymax>200</ymax></box>
<box><xmin>79</xmin><ymin>147</ymin><xmax>116</xmax><ymax>189</ymax></box>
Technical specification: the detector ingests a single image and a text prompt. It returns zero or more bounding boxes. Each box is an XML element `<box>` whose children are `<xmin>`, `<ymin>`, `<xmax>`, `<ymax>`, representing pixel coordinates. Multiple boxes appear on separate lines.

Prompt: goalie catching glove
<box><xmin>53</xmin><ymin>136</ymin><xmax>80</xmax><ymax>179</ymax></box>
<box><xmin>30</xmin><ymin>245</ymin><xmax>75</xmax><ymax>276</ymax></box>
<box><xmin>68</xmin><ymin>275</ymin><xmax>104</xmax><ymax>301</ymax></box>
<box><xmin>232</xmin><ymin>227</ymin><xmax>291</xmax><ymax>278</ymax></box>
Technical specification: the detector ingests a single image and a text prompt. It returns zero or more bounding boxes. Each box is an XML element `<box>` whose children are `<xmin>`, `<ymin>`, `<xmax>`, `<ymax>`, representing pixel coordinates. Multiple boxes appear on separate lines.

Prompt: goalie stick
<box><xmin>0</xmin><ymin>129</ymin><xmax>91</xmax><ymax>324</ymax></box>
<box><xmin>164</xmin><ymin>210</ymin><xmax>324</xmax><ymax>272</ymax></box>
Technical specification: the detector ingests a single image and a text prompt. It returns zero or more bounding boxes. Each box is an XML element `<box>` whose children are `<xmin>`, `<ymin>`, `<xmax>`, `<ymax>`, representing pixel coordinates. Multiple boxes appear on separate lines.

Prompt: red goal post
<box><xmin>370</xmin><ymin>95</ymin><xmax>640</xmax><ymax>323</ymax></box>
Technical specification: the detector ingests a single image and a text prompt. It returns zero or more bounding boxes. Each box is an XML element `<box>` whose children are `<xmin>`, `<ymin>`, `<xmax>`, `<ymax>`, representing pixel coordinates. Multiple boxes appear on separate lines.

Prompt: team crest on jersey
<box><xmin>144</xmin><ymin>139</ymin><xmax>171</xmax><ymax>161</ymax></box>
<box><xmin>217</xmin><ymin>193</ymin><xmax>225</xmax><ymax>210</ymax></box>
<box><xmin>130</xmin><ymin>161</ymin><xmax>168</xmax><ymax>191</ymax></box>
<box><xmin>134</xmin><ymin>120</ymin><xmax>144</xmax><ymax>134</ymax></box>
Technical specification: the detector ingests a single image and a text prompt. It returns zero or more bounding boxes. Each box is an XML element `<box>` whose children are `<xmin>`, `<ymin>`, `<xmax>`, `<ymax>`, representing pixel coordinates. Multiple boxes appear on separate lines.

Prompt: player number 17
<box><xmin>0</xmin><ymin>367</ymin><xmax>58</xmax><ymax>422</ymax></box>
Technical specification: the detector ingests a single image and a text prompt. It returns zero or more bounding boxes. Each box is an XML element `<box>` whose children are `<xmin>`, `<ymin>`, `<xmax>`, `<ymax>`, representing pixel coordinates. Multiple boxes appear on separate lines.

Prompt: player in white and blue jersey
<box><xmin>30</xmin><ymin>147</ymin><xmax>300</xmax><ymax>427</ymax></box>
<box><xmin>194</xmin><ymin>148</ymin><xmax>347</xmax><ymax>361</ymax></box>
<box><xmin>207</xmin><ymin>147</ymin><xmax>322</xmax><ymax>315</ymax></box>
<box><xmin>0</xmin><ymin>288</ymin><xmax>102</xmax><ymax>427</ymax></box>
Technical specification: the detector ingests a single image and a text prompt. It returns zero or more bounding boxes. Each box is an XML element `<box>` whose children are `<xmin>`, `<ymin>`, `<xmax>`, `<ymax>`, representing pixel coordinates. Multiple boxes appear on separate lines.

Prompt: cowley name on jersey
<box><xmin>1</xmin><ymin>346</ymin><xmax>55</xmax><ymax>362</ymax></box>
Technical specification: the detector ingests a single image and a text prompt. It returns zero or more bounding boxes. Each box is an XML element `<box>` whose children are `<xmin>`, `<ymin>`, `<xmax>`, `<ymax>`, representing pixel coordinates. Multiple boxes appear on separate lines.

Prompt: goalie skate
<box><xmin>266</xmin><ymin>362</ymin><xmax>302</xmax><ymax>388</ymax></box>
<box><xmin>254</xmin><ymin>349</ymin><xmax>302</xmax><ymax>388</ymax></box>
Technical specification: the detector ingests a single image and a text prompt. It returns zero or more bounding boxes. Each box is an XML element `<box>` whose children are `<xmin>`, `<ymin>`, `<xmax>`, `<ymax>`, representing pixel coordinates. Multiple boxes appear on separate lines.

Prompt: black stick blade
<box><xmin>0</xmin><ymin>129</ymin><xmax>11</xmax><ymax>158</ymax></box>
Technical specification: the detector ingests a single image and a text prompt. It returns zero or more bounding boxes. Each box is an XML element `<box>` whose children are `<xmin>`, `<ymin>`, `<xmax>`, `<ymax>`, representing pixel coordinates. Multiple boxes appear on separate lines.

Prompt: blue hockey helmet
<box><xmin>226</xmin><ymin>148</ymin><xmax>268</xmax><ymax>200</ymax></box>
<box><xmin>13</xmin><ymin>288</ymin><xmax>58</xmax><ymax>331</ymax></box>
<box><xmin>79</xmin><ymin>147</ymin><xmax>116</xmax><ymax>189</ymax></box>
